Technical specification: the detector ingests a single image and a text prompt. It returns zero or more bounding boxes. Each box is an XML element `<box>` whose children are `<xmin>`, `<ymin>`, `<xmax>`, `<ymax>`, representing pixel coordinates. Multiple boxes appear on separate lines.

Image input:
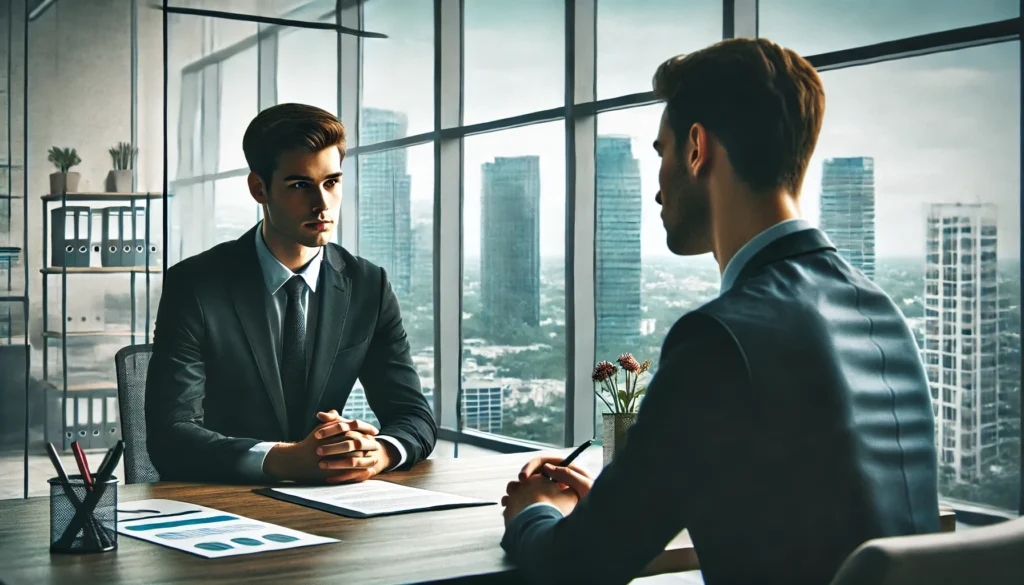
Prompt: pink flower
<box><xmin>592</xmin><ymin>361</ymin><xmax>618</xmax><ymax>382</ymax></box>
<box><xmin>617</xmin><ymin>353</ymin><xmax>641</xmax><ymax>373</ymax></box>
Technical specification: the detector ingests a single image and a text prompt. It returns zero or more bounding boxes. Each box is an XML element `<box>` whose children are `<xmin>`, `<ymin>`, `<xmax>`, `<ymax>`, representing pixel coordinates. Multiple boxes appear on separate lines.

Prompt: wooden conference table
<box><xmin>0</xmin><ymin>449</ymin><xmax>955</xmax><ymax>585</ymax></box>
<box><xmin>0</xmin><ymin>449</ymin><xmax>695</xmax><ymax>584</ymax></box>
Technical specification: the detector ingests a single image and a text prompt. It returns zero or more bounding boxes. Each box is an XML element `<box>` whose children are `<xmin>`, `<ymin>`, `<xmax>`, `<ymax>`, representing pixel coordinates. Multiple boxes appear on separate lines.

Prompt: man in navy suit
<box><xmin>500</xmin><ymin>38</ymin><xmax>940</xmax><ymax>585</ymax></box>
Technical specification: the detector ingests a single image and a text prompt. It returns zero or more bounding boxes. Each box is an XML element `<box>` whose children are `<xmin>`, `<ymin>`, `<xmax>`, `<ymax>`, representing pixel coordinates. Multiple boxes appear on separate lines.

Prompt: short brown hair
<box><xmin>653</xmin><ymin>38</ymin><xmax>824</xmax><ymax>195</ymax></box>
<box><xmin>242</xmin><ymin>103</ymin><xmax>347</xmax><ymax>182</ymax></box>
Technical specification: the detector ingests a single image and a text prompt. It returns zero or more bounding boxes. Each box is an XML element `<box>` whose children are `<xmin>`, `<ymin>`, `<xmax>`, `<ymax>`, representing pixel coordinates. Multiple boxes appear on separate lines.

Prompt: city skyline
<box><xmin>367</xmin><ymin>42</ymin><xmax>1021</xmax><ymax>261</ymax></box>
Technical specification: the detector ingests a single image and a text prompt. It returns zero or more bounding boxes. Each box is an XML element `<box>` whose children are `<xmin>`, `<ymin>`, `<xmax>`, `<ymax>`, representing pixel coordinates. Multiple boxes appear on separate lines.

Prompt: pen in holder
<box><xmin>49</xmin><ymin>474</ymin><xmax>118</xmax><ymax>553</ymax></box>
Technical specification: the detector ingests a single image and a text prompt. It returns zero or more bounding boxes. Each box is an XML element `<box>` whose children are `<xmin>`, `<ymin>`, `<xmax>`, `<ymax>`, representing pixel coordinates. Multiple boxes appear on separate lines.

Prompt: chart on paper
<box><xmin>116</xmin><ymin>498</ymin><xmax>337</xmax><ymax>558</ymax></box>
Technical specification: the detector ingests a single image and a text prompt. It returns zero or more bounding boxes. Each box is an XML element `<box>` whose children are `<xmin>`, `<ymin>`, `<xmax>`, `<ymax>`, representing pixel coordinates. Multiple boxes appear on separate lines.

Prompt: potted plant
<box><xmin>106</xmin><ymin>141</ymin><xmax>137</xmax><ymax>193</ymax></box>
<box><xmin>593</xmin><ymin>353</ymin><xmax>652</xmax><ymax>467</ymax></box>
<box><xmin>47</xmin><ymin>146</ymin><xmax>81</xmax><ymax>195</ymax></box>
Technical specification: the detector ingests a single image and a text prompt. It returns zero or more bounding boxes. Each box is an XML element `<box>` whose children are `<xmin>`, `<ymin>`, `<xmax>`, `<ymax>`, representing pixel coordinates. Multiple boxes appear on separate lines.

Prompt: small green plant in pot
<box><xmin>47</xmin><ymin>146</ymin><xmax>82</xmax><ymax>195</ymax></box>
<box><xmin>106</xmin><ymin>142</ymin><xmax>138</xmax><ymax>193</ymax></box>
<box><xmin>593</xmin><ymin>353</ymin><xmax>652</xmax><ymax>467</ymax></box>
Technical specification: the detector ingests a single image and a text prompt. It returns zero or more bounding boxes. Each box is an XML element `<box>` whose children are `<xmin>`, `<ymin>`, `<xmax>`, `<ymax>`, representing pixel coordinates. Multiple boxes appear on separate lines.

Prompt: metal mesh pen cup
<box><xmin>48</xmin><ymin>475</ymin><xmax>118</xmax><ymax>553</ymax></box>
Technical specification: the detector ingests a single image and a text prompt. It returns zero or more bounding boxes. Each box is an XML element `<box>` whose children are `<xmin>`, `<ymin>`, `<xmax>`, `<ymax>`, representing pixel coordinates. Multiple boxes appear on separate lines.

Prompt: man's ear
<box><xmin>247</xmin><ymin>171</ymin><xmax>267</xmax><ymax>204</ymax></box>
<box><xmin>688</xmin><ymin>122</ymin><xmax>710</xmax><ymax>178</ymax></box>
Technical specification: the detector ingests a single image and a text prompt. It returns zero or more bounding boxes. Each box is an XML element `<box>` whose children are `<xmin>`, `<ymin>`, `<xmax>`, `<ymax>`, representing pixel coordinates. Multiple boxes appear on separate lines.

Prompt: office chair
<box><xmin>829</xmin><ymin>516</ymin><xmax>1024</xmax><ymax>585</ymax></box>
<box><xmin>113</xmin><ymin>344</ymin><xmax>160</xmax><ymax>484</ymax></box>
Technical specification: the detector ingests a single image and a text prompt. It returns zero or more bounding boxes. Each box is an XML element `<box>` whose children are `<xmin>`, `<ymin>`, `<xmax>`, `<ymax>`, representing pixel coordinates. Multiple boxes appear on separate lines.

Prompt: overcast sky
<box><xmin>215</xmin><ymin>0</ymin><xmax>1021</xmax><ymax>260</ymax></box>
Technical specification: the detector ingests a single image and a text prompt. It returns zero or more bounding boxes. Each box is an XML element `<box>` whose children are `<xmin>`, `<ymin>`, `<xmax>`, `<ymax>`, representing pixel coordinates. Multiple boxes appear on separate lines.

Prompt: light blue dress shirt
<box><xmin>237</xmin><ymin>223</ymin><xmax>407</xmax><ymax>481</ymax></box>
<box><xmin>505</xmin><ymin>219</ymin><xmax>816</xmax><ymax>535</ymax></box>
<box><xmin>719</xmin><ymin>218</ymin><xmax>813</xmax><ymax>294</ymax></box>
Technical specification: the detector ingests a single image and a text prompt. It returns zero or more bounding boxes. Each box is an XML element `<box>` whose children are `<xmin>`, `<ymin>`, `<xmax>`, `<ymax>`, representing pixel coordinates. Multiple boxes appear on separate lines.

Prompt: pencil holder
<box><xmin>48</xmin><ymin>475</ymin><xmax>118</xmax><ymax>553</ymax></box>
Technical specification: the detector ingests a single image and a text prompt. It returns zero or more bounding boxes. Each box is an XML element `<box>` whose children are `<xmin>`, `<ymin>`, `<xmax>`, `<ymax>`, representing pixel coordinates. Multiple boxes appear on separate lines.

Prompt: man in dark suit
<box><xmin>146</xmin><ymin>103</ymin><xmax>436</xmax><ymax>484</ymax></box>
<box><xmin>500</xmin><ymin>38</ymin><xmax>940</xmax><ymax>584</ymax></box>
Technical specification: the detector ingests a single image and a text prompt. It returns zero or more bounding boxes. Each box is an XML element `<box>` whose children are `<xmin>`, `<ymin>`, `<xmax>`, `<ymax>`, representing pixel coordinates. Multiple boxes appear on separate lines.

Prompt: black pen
<box><xmin>542</xmin><ymin>439</ymin><xmax>594</xmax><ymax>480</ymax></box>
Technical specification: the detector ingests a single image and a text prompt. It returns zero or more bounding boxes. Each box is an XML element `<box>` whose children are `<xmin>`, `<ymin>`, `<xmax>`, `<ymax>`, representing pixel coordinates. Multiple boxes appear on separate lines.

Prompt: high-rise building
<box><xmin>342</xmin><ymin>382</ymin><xmax>503</xmax><ymax>434</ymax></box>
<box><xmin>458</xmin><ymin>382</ymin><xmax>504</xmax><ymax>434</ymax></box>
<box><xmin>923</xmin><ymin>203</ymin><xmax>1000</xmax><ymax>484</ymax></box>
<box><xmin>480</xmin><ymin>156</ymin><xmax>540</xmax><ymax>330</ymax></box>
<box><xmin>358</xmin><ymin>108</ymin><xmax>412</xmax><ymax>296</ymax></box>
<box><xmin>596</xmin><ymin>135</ymin><xmax>642</xmax><ymax>346</ymax></box>
<box><xmin>411</xmin><ymin>205</ymin><xmax>432</xmax><ymax>297</ymax></box>
<box><xmin>820</xmin><ymin>157</ymin><xmax>876</xmax><ymax>279</ymax></box>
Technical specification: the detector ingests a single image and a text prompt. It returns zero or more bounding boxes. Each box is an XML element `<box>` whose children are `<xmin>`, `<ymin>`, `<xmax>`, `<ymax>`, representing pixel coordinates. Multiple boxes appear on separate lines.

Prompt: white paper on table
<box><xmin>261</xmin><ymin>480</ymin><xmax>494</xmax><ymax>518</ymax></box>
<box><xmin>116</xmin><ymin>498</ymin><xmax>337</xmax><ymax>558</ymax></box>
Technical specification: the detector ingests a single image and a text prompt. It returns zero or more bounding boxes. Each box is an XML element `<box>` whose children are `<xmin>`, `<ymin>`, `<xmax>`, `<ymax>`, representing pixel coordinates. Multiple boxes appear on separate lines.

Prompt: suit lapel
<box><xmin>229</xmin><ymin>227</ymin><xmax>289</xmax><ymax>438</ymax></box>
<box><xmin>305</xmin><ymin>245</ymin><xmax>351</xmax><ymax>420</ymax></box>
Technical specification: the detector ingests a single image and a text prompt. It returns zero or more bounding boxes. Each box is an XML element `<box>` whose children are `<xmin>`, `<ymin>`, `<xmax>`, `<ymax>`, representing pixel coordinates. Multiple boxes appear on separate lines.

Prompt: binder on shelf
<box><xmin>131</xmin><ymin>207</ymin><xmax>147</xmax><ymax>266</ymax></box>
<box><xmin>119</xmin><ymin>207</ymin><xmax>134</xmax><ymax>267</ymax></box>
<box><xmin>50</xmin><ymin>206</ymin><xmax>92</xmax><ymax>268</ymax></box>
<box><xmin>100</xmin><ymin>207</ymin><xmax>123</xmax><ymax>267</ymax></box>
<box><xmin>48</xmin><ymin>385</ymin><xmax>120</xmax><ymax>450</ymax></box>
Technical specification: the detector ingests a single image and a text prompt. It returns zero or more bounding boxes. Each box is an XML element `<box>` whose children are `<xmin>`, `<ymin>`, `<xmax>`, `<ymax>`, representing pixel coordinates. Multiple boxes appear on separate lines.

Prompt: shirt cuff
<box><xmin>239</xmin><ymin>441</ymin><xmax>280</xmax><ymax>482</ymax></box>
<box><xmin>376</xmin><ymin>435</ymin><xmax>408</xmax><ymax>470</ymax></box>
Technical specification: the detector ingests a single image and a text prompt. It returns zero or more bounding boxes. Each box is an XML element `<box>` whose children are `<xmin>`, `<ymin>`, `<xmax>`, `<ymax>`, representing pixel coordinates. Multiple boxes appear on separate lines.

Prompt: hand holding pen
<box><xmin>517</xmin><ymin>439</ymin><xmax>597</xmax><ymax>498</ymax></box>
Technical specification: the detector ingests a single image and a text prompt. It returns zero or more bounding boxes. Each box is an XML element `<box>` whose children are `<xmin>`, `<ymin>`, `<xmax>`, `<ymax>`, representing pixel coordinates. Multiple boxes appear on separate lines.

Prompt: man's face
<box><xmin>252</xmin><ymin>147</ymin><xmax>343</xmax><ymax>248</ymax></box>
<box><xmin>654</xmin><ymin>108</ymin><xmax>711</xmax><ymax>256</ymax></box>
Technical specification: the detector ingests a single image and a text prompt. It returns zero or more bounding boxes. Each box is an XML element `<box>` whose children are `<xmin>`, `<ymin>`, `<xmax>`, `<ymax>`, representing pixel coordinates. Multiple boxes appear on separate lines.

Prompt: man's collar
<box><xmin>254</xmin><ymin>221</ymin><xmax>322</xmax><ymax>294</ymax></box>
<box><xmin>719</xmin><ymin>218</ymin><xmax>815</xmax><ymax>295</ymax></box>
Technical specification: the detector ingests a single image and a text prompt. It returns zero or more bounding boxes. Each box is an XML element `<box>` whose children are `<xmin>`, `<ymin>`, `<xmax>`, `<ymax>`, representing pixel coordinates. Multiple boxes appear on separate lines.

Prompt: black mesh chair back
<box><xmin>114</xmin><ymin>344</ymin><xmax>160</xmax><ymax>484</ymax></box>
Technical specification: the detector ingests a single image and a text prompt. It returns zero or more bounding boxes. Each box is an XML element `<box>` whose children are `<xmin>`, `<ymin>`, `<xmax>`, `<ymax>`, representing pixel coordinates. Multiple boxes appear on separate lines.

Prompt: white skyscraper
<box><xmin>342</xmin><ymin>382</ymin><xmax>503</xmax><ymax>434</ymax></box>
<box><xmin>923</xmin><ymin>203</ymin><xmax>1000</xmax><ymax>484</ymax></box>
<box><xmin>820</xmin><ymin>157</ymin><xmax>876</xmax><ymax>279</ymax></box>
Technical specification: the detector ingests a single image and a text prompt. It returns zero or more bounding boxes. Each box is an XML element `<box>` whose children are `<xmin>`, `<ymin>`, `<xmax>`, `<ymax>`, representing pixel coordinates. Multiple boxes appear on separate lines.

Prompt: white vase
<box><xmin>49</xmin><ymin>172</ymin><xmax>81</xmax><ymax>195</ymax></box>
<box><xmin>602</xmin><ymin>412</ymin><xmax>637</xmax><ymax>467</ymax></box>
<box><xmin>106</xmin><ymin>170</ymin><xmax>133</xmax><ymax>193</ymax></box>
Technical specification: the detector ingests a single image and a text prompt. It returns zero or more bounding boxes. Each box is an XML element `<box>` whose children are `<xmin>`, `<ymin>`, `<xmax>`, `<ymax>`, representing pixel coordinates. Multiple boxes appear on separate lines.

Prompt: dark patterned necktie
<box><xmin>282</xmin><ymin>275</ymin><xmax>307</xmax><ymax>441</ymax></box>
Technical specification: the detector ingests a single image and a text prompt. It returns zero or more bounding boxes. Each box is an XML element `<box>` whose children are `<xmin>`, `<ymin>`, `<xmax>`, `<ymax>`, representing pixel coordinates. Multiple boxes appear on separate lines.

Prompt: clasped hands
<box><xmin>264</xmin><ymin>410</ymin><xmax>398</xmax><ymax>484</ymax></box>
<box><xmin>501</xmin><ymin>457</ymin><xmax>596</xmax><ymax>525</ymax></box>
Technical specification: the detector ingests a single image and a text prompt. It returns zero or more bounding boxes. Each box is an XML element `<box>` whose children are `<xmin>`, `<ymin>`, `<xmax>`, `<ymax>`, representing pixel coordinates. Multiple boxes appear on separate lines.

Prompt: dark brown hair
<box><xmin>652</xmin><ymin>37</ymin><xmax>825</xmax><ymax>195</ymax></box>
<box><xmin>242</xmin><ymin>103</ymin><xmax>347</xmax><ymax>182</ymax></box>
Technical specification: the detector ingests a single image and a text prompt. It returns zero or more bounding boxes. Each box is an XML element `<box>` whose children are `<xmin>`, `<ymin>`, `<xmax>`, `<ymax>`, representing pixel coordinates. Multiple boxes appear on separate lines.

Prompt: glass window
<box><xmin>594</xmin><ymin>105</ymin><xmax>719</xmax><ymax>437</ymax></box>
<box><xmin>213</xmin><ymin>176</ymin><xmax>258</xmax><ymax>245</ymax></box>
<box><xmin>463</xmin><ymin>0</ymin><xmax>563</xmax><ymax>125</ymax></box>
<box><xmin>362</xmin><ymin>0</ymin><xmax>433</xmax><ymax>143</ymax></box>
<box><xmin>463</xmin><ymin>122</ymin><xmax>565</xmax><ymax>444</ymax></box>
<box><xmin>276</xmin><ymin>25</ymin><xmax>338</xmax><ymax>115</ymax></box>
<box><xmin>346</xmin><ymin>143</ymin><xmax>434</xmax><ymax>427</ymax></box>
<box><xmin>759</xmin><ymin>0</ymin><xmax>1019</xmax><ymax>57</ymax></box>
<box><xmin>217</xmin><ymin>45</ymin><xmax>258</xmax><ymax>172</ymax></box>
<box><xmin>806</xmin><ymin>43</ymin><xmax>1020</xmax><ymax>512</ymax></box>
<box><xmin>597</xmin><ymin>0</ymin><xmax>722</xmax><ymax>99</ymax></box>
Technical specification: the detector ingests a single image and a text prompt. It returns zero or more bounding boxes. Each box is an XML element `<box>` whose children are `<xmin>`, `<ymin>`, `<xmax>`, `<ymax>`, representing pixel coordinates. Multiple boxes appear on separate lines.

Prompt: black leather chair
<box><xmin>114</xmin><ymin>344</ymin><xmax>159</xmax><ymax>484</ymax></box>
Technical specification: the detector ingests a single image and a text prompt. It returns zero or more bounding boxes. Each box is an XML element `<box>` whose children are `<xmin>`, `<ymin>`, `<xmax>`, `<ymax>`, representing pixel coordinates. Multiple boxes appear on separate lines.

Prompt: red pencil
<box><xmin>70</xmin><ymin>441</ymin><xmax>94</xmax><ymax>492</ymax></box>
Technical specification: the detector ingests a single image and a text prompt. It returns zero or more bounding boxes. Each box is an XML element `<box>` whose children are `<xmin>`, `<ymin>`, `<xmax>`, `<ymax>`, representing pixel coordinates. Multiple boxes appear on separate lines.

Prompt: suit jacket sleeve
<box><xmin>145</xmin><ymin>265</ymin><xmax>260</xmax><ymax>482</ymax></box>
<box><xmin>358</xmin><ymin>267</ymin><xmax>437</xmax><ymax>468</ymax></box>
<box><xmin>500</xmin><ymin>311</ymin><xmax>751</xmax><ymax>584</ymax></box>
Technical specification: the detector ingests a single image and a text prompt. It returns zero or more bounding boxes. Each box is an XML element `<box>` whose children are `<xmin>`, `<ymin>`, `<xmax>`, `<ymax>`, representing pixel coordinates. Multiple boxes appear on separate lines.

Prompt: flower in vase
<box><xmin>617</xmin><ymin>353</ymin><xmax>641</xmax><ymax>373</ymax></box>
<box><xmin>592</xmin><ymin>361</ymin><xmax>618</xmax><ymax>382</ymax></box>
